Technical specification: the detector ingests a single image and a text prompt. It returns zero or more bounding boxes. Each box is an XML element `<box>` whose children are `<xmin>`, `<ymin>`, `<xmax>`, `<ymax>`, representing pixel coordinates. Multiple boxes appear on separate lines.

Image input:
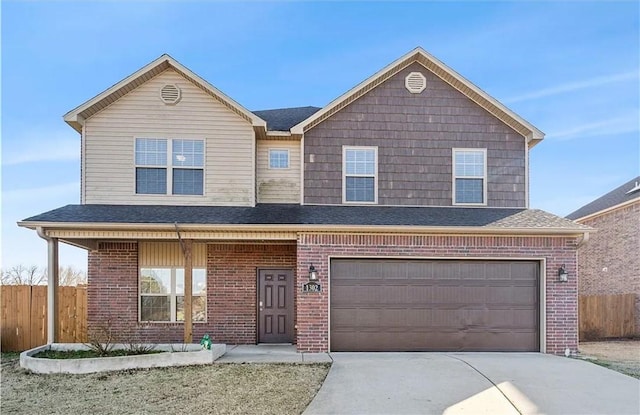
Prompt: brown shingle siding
<box><xmin>304</xmin><ymin>62</ymin><xmax>526</xmax><ymax>207</ymax></box>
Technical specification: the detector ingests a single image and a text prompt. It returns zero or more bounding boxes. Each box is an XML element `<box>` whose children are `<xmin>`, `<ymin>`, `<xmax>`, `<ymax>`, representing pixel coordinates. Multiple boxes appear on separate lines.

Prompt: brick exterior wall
<box><xmin>577</xmin><ymin>202</ymin><xmax>640</xmax><ymax>334</ymax></box>
<box><xmin>88</xmin><ymin>236</ymin><xmax>578</xmax><ymax>355</ymax></box>
<box><xmin>295</xmin><ymin>234</ymin><xmax>578</xmax><ymax>355</ymax></box>
<box><xmin>207</xmin><ymin>244</ymin><xmax>297</xmax><ymax>344</ymax></box>
<box><xmin>87</xmin><ymin>242</ymin><xmax>296</xmax><ymax>344</ymax></box>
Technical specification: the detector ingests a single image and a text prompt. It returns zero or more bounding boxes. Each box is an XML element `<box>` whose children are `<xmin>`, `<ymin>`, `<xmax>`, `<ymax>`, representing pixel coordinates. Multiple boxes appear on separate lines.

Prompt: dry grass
<box><xmin>0</xmin><ymin>353</ymin><xmax>330</xmax><ymax>415</ymax></box>
<box><xmin>579</xmin><ymin>339</ymin><xmax>640</xmax><ymax>379</ymax></box>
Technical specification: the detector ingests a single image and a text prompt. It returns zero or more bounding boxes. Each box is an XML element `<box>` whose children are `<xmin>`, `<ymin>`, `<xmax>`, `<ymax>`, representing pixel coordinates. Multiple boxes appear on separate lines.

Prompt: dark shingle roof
<box><xmin>22</xmin><ymin>204</ymin><xmax>588</xmax><ymax>231</ymax></box>
<box><xmin>252</xmin><ymin>106</ymin><xmax>321</xmax><ymax>131</ymax></box>
<box><xmin>566</xmin><ymin>176</ymin><xmax>640</xmax><ymax>220</ymax></box>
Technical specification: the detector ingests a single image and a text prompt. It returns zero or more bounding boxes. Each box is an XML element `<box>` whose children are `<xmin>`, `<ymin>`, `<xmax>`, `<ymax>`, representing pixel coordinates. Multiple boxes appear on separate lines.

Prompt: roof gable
<box><xmin>566</xmin><ymin>176</ymin><xmax>640</xmax><ymax>220</ymax></box>
<box><xmin>290</xmin><ymin>47</ymin><xmax>545</xmax><ymax>147</ymax></box>
<box><xmin>63</xmin><ymin>54</ymin><xmax>266</xmax><ymax>133</ymax></box>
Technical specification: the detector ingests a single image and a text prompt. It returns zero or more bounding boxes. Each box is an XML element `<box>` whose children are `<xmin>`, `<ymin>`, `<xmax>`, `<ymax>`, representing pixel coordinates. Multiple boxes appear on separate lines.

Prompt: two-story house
<box><xmin>20</xmin><ymin>47</ymin><xmax>590</xmax><ymax>354</ymax></box>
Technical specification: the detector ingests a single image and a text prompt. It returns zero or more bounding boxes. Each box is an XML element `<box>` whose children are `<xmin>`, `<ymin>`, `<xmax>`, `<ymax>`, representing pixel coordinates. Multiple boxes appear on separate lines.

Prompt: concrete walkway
<box><xmin>304</xmin><ymin>353</ymin><xmax>640</xmax><ymax>415</ymax></box>
<box><xmin>215</xmin><ymin>344</ymin><xmax>332</xmax><ymax>364</ymax></box>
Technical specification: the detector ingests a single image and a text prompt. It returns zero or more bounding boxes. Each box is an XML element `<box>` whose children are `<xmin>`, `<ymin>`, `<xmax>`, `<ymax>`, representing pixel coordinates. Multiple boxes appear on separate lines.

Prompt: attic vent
<box><xmin>405</xmin><ymin>72</ymin><xmax>426</xmax><ymax>94</ymax></box>
<box><xmin>160</xmin><ymin>84</ymin><xmax>181</xmax><ymax>104</ymax></box>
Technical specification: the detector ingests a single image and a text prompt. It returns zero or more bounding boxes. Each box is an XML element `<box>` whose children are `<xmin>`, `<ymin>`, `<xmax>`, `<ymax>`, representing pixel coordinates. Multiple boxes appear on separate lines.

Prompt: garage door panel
<box><xmin>494</xmin><ymin>287</ymin><xmax>538</xmax><ymax>304</ymax></box>
<box><xmin>330</xmin><ymin>259</ymin><xmax>539</xmax><ymax>352</ymax></box>
<box><xmin>511</xmin><ymin>262</ymin><xmax>540</xmax><ymax>279</ymax></box>
<box><xmin>331</xmin><ymin>329</ymin><xmax>539</xmax><ymax>352</ymax></box>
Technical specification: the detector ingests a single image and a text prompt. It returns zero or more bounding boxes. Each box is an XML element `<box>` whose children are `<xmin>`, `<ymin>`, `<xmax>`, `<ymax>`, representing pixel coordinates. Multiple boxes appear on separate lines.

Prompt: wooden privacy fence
<box><xmin>1</xmin><ymin>285</ymin><xmax>87</xmax><ymax>352</ymax></box>
<box><xmin>579</xmin><ymin>293</ymin><xmax>636</xmax><ymax>341</ymax></box>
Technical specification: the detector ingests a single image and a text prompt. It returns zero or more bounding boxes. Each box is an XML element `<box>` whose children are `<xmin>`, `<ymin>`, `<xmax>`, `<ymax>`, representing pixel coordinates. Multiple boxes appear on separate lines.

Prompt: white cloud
<box><xmin>503</xmin><ymin>70</ymin><xmax>639</xmax><ymax>104</ymax></box>
<box><xmin>2</xmin><ymin>130</ymin><xmax>80</xmax><ymax>166</ymax></box>
<box><xmin>547</xmin><ymin>113</ymin><xmax>639</xmax><ymax>140</ymax></box>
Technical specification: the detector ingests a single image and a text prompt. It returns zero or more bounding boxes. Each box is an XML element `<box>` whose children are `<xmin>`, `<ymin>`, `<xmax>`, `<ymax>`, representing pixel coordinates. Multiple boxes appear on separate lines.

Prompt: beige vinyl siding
<box><xmin>256</xmin><ymin>140</ymin><xmax>301</xmax><ymax>203</ymax></box>
<box><xmin>83</xmin><ymin>69</ymin><xmax>254</xmax><ymax>206</ymax></box>
<box><xmin>139</xmin><ymin>242</ymin><xmax>206</xmax><ymax>267</ymax></box>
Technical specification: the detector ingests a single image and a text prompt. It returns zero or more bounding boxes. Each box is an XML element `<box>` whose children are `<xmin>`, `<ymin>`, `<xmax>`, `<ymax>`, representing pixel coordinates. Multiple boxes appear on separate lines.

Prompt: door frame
<box><xmin>256</xmin><ymin>268</ymin><xmax>295</xmax><ymax>344</ymax></box>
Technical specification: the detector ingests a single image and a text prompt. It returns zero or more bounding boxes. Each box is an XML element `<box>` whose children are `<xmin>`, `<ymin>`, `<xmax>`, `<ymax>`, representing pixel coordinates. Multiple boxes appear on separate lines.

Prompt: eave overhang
<box><xmin>291</xmin><ymin>47</ymin><xmax>545</xmax><ymax>148</ymax></box>
<box><xmin>20</xmin><ymin>221</ymin><xmax>591</xmax><ymax>252</ymax></box>
<box><xmin>63</xmin><ymin>54</ymin><xmax>267</xmax><ymax>135</ymax></box>
<box><xmin>572</xmin><ymin>197</ymin><xmax>640</xmax><ymax>223</ymax></box>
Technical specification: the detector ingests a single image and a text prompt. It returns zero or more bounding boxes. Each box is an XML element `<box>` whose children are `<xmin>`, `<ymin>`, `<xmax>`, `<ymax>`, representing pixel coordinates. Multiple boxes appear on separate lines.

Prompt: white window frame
<box><xmin>139</xmin><ymin>267</ymin><xmax>207</xmax><ymax>323</ymax></box>
<box><xmin>134</xmin><ymin>137</ymin><xmax>205</xmax><ymax>196</ymax></box>
<box><xmin>268</xmin><ymin>148</ymin><xmax>290</xmax><ymax>169</ymax></box>
<box><xmin>134</xmin><ymin>138</ymin><xmax>168</xmax><ymax>195</ymax></box>
<box><xmin>452</xmin><ymin>148</ymin><xmax>487</xmax><ymax>206</ymax></box>
<box><xmin>342</xmin><ymin>146</ymin><xmax>378</xmax><ymax>204</ymax></box>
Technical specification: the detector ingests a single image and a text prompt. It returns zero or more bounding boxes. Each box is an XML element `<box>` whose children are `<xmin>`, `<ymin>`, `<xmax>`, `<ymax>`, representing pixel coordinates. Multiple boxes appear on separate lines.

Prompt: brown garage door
<box><xmin>330</xmin><ymin>259</ymin><xmax>539</xmax><ymax>352</ymax></box>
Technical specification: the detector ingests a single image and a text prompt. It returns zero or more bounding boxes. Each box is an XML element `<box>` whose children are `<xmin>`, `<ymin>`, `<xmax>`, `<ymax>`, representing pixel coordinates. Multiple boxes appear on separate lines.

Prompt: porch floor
<box><xmin>215</xmin><ymin>344</ymin><xmax>332</xmax><ymax>364</ymax></box>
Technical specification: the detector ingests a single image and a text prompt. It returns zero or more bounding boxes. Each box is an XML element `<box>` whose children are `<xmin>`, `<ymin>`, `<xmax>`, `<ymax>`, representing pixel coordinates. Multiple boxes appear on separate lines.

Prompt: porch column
<box><xmin>183</xmin><ymin>239</ymin><xmax>193</xmax><ymax>343</ymax></box>
<box><xmin>47</xmin><ymin>237</ymin><xmax>59</xmax><ymax>344</ymax></box>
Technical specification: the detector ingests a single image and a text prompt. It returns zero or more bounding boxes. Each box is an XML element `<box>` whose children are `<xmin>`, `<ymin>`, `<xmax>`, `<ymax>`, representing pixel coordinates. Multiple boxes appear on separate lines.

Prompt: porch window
<box><xmin>453</xmin><ymin>148</ymin><xmax>487</xmax><ymax>205</ymax></box>
<box><xmin>343</xmin><ymin>146</ymin><xmax>377</xmax><ymax>203</ymax></box>
<box><xmin>139</xmin><ymin>268</ymin><xmax>206</xmax><ymax>322</ymax></box>
<box><xmin>135</xmin><ymin>138</ymin><xmax>204</xmax><ymax>195</ymax></box>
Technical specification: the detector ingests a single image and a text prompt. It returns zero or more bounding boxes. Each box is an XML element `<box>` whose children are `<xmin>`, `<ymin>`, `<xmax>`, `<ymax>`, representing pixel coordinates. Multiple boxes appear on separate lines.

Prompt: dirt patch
<box><xmin>579</xmin><ymin>339</ymin><xmax>640</xmax><ymax>379</ymax></box>
<box><xmin>0</xmin><ymin>354</ymin><xmax>330</xmax><ymax>415</ymax></box>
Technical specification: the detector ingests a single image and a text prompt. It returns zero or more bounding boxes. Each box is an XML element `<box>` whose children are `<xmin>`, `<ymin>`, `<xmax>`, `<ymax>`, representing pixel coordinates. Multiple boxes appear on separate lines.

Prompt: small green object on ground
<box><xmin>200</xmin><ymin>334</ymin><xmax>212</xmax><ymax>350</ymax></box>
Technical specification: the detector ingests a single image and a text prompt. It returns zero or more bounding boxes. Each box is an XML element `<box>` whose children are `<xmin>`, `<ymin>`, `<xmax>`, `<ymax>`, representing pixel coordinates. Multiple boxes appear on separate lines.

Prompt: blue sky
<box><xmin>2</xmin><ymin>1</ymin><xmax>639</xmax><ymax>271</ymax></box>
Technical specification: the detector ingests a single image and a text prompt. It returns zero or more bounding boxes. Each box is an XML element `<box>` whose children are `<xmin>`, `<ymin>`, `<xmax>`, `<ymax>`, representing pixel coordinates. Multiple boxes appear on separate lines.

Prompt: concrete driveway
<box><xmin>304</xmin><ymin>353</ymin><xmax>640</xmax><ymax>415</ymax></box>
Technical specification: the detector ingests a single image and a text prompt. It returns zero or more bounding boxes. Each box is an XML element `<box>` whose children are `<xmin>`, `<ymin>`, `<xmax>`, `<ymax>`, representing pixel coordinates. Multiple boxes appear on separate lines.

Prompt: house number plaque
<box><xmin>303</xmin><ymin>282</ymin><xmax>322</xmax><ymax>293</ymax></box>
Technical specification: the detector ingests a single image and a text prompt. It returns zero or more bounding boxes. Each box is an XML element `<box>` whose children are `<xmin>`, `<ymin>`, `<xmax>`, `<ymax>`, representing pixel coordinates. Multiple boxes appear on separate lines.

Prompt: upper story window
<box><xmin>135</xmin><ymin>138</ymin><xmax>204</xmax><ymax>195</ymax></box>
<box><xmin>139</xmin><ymin>267</ymin><xmax>207</xmax><ymax>322</ymax></box>
<box><xmin>269</xmin><ymin>149</ymin><xmax>289</xmax><ymax>169</ymax></box>
<box><xmin>453</xmin><ymin>148</ymin><xmax>486</xmax><ymax>205</ymax></box>
<box><xmin>343</xmin><ymin>146</ymin><xmax>377</xmax><ymax>203</ymax></box>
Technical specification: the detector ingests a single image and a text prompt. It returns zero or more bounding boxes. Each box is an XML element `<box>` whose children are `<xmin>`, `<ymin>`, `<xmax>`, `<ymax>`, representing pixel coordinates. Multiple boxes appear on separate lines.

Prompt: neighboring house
<box><xmin>19</xmin><ymin>47</ymin><xmax>590</xmax><ymax>354</ymax></box>
<box><xmin>567</xmin><ymin>177</ymin><xmax>640</xmax><ymax>335</ymax></box>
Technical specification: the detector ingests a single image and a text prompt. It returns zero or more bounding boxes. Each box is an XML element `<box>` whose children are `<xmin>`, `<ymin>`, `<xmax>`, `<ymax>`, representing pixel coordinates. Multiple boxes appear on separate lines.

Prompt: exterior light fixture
<box><xmin>558</xmin><ymin>265</ymin><xmax>568</xmax><ymax>282</ymax></box>
<box><xmin>309</xmin><ymin>264</ymin><xmax>318</xmax><ymax>281</ymax></box>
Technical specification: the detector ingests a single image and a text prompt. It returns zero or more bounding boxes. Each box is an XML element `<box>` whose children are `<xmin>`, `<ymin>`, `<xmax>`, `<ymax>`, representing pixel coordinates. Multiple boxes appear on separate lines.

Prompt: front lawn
<box><xmin>579</xmin><ymin>339</ymin><xmax>640</xmax><ymax>379</ymax></box>
<box><xmin>0</xmin><ymin>353</ymin><xmax>330</xmax><ymax>414</ymax></box>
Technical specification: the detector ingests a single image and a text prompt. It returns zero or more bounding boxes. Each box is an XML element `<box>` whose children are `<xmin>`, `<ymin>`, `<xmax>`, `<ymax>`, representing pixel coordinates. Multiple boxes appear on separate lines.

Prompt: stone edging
<box><xmin>20</xmin><ymin>343</ymin><xmax>226</xmax><ymax>374</ymax></box>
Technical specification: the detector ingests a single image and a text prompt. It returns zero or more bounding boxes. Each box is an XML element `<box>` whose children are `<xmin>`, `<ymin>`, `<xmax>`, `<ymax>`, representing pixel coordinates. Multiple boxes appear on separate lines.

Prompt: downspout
<box><xmin>577</xmin><ymin>232</ymin><xmax>590</xmax><ymax>248</ymax></box>
<box><xmin>36</xmin><ymin>227</ymin><xmax>59</xmax><ymax>344</ymax></box>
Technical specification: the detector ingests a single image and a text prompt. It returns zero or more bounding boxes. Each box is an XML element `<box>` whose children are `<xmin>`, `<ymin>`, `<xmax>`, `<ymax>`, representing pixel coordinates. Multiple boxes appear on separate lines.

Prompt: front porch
<box><xmin>87</xmin><ymin>241</ymin><xmax>301</xmax><ymax>348</ymax></box>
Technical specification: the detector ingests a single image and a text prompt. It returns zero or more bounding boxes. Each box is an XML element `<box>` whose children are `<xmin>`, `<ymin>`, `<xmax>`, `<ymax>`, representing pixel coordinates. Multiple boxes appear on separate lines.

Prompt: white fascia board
<box><xmin>168</xmin><ymin>57</ymin><xmax>266</xmax><ymax>128</ymax></box>
<box><xmin>573</xmin><ymin>197</ymin><xmax>640</xmax><ymax>223</ymax></box>
<box><xmin>63</xmin><ymin>54</ymin><xmax>173</xmax><ymax>123</ymax></box>
<box><xmin>290</xmin><ymin>47</ymin><xmax>422</xmax><ymax>135</ymax></box>
<box><xmin>62</xmin><ymin>54</ymin><xmax>266</xmax><ymax>130</ymax></box>
<box><xmin>291</xmin><ymin>46</ymin><xmax>545</xmax><ymax>144</ymax></box>
<box><xmin>18</xmin><ymin>220</ymin><xmax>591</xmax><ymax>237</ymax></box>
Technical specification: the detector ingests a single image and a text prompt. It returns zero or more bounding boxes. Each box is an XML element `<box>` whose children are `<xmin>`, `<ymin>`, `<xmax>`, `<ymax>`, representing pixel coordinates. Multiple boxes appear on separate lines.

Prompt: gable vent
<box><xmin>160</xmin><ymin>84</ymin><xmax>181</xmax><ymax>104</ymax></box>
<box><xmin>405</xmin><ymin>72</ymin><xmax>426</xmax><ymax>94</ymax></box>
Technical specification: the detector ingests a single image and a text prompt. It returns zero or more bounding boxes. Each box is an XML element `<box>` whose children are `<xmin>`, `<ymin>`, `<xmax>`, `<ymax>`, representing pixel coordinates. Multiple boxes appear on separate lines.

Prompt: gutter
<box><xmin>569</xmin><ymin>197</ymin><xmax>640</xmax><ymax>223</ymax></box>
<box><xmin>20</xmin><ymin>221</ymin><xmax>593</xmax><ymax>237</ymax></box>
<box><xmin>577</xmin><ymin>232</ymin><xmax>590</xmax><ymax>248</ymax></box>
